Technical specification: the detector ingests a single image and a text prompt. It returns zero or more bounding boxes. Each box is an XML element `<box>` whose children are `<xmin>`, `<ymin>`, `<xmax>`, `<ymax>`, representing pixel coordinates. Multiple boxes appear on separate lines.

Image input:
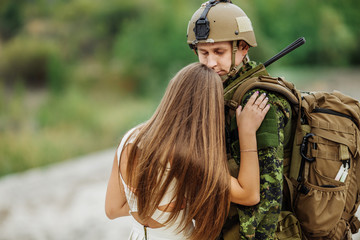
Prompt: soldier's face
<box><xmin>197</xmin><ymin>41</ymin><xmax>247</xmax><ymax>76</ymax></box>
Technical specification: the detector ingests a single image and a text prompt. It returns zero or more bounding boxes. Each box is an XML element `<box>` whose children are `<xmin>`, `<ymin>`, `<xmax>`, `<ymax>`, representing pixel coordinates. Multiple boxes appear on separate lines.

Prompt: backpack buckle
<box><xmin>297</xmin><ymin>133</ymin><xmax>315</xmax><ymax>182</ymax></box>
<box><xmin>300</xmin><ymin>133</ymin><xmax>315</xmax><ymax>162</ymax></box>
<box><xmin>297</xmin><ymin>183</ymin><xmax>310</xmax><ymax>195</ymax></box>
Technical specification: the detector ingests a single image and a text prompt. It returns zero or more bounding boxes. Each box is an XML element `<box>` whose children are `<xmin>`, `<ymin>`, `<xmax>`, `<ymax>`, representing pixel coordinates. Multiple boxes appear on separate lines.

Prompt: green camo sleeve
<box><xmin>236</xmin><ymin>88</ymin><xmax>292</xmax><ymax>239</ymax></box>
<box><xmin>241</xmin><ymin>89</ymin><xmax>279</xmax><ymax>149</ymax></box>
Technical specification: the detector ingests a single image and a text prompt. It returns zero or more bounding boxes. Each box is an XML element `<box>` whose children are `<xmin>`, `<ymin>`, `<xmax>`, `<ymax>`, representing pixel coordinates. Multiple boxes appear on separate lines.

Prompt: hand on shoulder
<box><xmin>236</xmin><ymin>91</ymin><xmax>270</xmax><ymax>135</ymax></box>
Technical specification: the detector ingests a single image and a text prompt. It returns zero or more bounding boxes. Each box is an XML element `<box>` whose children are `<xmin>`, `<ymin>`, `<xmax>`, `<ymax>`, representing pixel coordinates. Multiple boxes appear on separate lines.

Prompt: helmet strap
<box><xmin>222</xmin><ymin>41</ymin><xmax>250</xmax><ymax>82</ymax></box>
<box><xmin>243</xmin><ymin>54</ymin><xmax>250</xmax><ymax>65</ymax></box>
<box><xmin>227</xmin><ymin>41</ymin><xmax>243</xmax><ymax>78</ymax></box>
<box><xmin>230</xmin><ymin>40</ymin><xmax>238</xmax><ymax>71</ymax></box>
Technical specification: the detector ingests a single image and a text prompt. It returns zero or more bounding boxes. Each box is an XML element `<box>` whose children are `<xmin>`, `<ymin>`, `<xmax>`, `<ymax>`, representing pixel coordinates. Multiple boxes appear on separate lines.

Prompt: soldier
<box><xmin>186</xmin><ymin>1</ymin><xmax>293</xmax><ymax>239</ymax></box>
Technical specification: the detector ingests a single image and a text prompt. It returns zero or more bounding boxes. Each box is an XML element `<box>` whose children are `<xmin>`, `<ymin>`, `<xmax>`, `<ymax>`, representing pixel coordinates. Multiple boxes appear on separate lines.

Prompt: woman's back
<box><xmin>118</xmin><ymin>127</ymin><xmax>194</xmax><ymax>239</ymax></box>
<box><xmin>106</xmin><ymin>63</ymin><xmax>232</xmax><ymax>240</ymax></box>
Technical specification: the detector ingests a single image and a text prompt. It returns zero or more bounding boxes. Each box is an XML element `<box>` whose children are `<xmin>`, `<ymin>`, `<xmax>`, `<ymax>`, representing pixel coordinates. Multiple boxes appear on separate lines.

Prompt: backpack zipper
<box><xmin>312</xmin><ymin>107</ymin><xmax>356</xmax><ymax>125</ymax></box>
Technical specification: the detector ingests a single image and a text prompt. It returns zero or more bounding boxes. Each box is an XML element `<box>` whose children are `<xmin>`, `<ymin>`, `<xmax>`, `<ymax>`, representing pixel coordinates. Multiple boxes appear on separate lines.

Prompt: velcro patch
<box><xmin>236</xmin><ymin>16</ymin><xmax>253</xmax><ymax>33</ymax></box>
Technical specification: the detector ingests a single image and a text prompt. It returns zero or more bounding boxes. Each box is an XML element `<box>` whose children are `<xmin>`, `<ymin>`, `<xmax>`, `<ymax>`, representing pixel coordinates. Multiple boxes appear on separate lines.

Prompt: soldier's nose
<box><xmin>207</xmin><ymin>56</ymin><xmax>217</xmax><ymax>69</ymax></box>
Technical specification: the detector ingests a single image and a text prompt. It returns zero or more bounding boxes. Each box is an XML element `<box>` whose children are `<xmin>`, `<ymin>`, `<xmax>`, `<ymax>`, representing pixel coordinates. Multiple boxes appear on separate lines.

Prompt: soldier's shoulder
<box><xmin>243</xmin><ymin>87</ymin><xmax>291</xmax><ymax>106</ymax></box>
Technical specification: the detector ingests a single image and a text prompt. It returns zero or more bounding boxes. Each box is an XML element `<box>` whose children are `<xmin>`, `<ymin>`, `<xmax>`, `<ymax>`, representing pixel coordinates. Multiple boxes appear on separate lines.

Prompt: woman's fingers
<box><xmin>262</xmin><ymin>103</ymin><xmax>270</xmax><ymax>114</ymax></box>
<box><xmin>236</xmin><ymin>91</ymin><xmax>271</xmax><ymax>132</ymax></box>
<box><xmin>253</xmin><ymin>92</ymin><xmax>267</xmax><ymax>107</ymax></box>
<box><xmin>244</xmin><ymin>91</ymin><xmax>269</xmax><ymax>111</ymax></box>
<box><xmin>257</xmin><ymin>95</ymin><xmax>268</xmax><ymax>110</ymax></box>
<box><xmin>247</xmin><ymin>91</ymin><xmax>260</xmax><ymax>105</ymax></box>
<box><xmin>238</xmin><ymin>91</ymin><xmax>270</xmax><ymax>119</ymax></box>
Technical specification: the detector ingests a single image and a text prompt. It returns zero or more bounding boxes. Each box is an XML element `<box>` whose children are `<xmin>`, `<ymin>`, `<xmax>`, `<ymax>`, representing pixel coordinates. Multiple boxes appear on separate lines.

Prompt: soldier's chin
<box><xmin>217</xmin><ymin>71</ymin><xmax>227</xmax><ymax>76</ymax></box>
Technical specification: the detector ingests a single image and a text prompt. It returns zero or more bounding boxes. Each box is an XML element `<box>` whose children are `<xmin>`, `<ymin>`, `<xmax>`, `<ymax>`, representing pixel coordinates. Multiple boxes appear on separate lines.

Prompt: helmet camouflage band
<box><xmin>187</xmin><ymin>0</ymin><xmax>257</xmax><ymax>49</ymax></box>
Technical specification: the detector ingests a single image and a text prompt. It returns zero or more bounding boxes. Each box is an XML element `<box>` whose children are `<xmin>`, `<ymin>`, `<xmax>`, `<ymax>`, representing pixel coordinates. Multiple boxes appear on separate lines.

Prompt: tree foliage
<box><xmin>0</xmin><ymin>0</ymin><xmax>359</xmax><ymax>95</ymax></box>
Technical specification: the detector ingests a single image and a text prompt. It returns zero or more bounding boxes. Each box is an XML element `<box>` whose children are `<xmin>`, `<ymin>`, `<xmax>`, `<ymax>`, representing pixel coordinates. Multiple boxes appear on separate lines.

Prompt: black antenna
<box><xmin>264</xmin><ymin>37</ymin><xmax>306</xmax><ymax>67</ymax></box>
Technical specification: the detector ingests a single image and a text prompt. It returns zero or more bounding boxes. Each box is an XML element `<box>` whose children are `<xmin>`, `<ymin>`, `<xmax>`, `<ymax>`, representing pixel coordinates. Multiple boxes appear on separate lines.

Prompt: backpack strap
<box><xmin>283</xmin><ymin>175</ymin><xmax>297</xmax><ymax>212</ymax></box>
<box><xmin>224</xmin><ymin>64</ymin><xmax>268</xmax><ymax>103</ymax></box>
<box><xmin>225</xmin><ymin>74</ymin><xmax>301</xmax><ymax>122</ymax></box>
<box><xmin>342</xmin><ymin>211</ymin><xmax>360</xmax><ymax>234</ymax></box>
<box><xmin>224</xmin><ymin>64</ymin><xmax>270</xmax><ymax>126</ymax></box>
<box><xmin>350</xmin><ymin>215</ymin><xmax>360</xmax><ymax>233</ymax></box>
<box><xmin>232</xmin><ymin>75</ymin><xmax>300</xmax><ymax>107</ymax></box>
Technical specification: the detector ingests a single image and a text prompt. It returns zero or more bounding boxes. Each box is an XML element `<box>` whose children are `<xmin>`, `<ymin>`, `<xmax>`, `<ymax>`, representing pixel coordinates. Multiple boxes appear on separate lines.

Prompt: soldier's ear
<box><xmin>189</xmin><ymin>44</ymin><xmax>198</xmax><ymax>56</ymax></box>
<box><xmin>238</xmin><ymin>40</ymin><xmax>249</xmax><ymax>51</ymax></box>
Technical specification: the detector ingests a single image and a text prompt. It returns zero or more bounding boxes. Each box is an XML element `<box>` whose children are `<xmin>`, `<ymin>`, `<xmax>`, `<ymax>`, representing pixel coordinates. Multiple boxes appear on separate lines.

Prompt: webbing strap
<box><xmin>276</xmin><ymin>225</ymin><xmax>301</xmax><ymax>239</ymax></box>
<box><xmin>224</xmin><ymin>99</ymin><xmax>238</xmax><ymax>111</ymax></box>
<box><xmin>340</xmin><ymin>144</ymin><xmax>351</xmax><ymax>161</ymax></box>
<box><xmin>351</xmin><ymin>216</ymin><xmax>360</xmax><ymax>233</ymax></box>
<box><xmin>303</xmin><ymin>159</ymin><xmax>310</xmax><ymax>182</ymax></box>
<box><xmin>307</xmin><ymin>142</ymin><xmax>348</xmax><ymax>161</ymax></box>
<box><xmin>283</xmin><ymin>175</ymin><xmax>297</xmax><ymax>212</ymax></box>
<box><xmin>342</xmin><ymin>211</ymin><xmax>352</xmax><ymax>221</ymax></box>
<box><xmin>342</xmin><ymin>212</ymin><xmax>360</xmax><ymax>233</ymax></box>
<box><xmin>311</xmin><ymin>128</ymin><xmax>356</xmax><ymax>155</ymax></box>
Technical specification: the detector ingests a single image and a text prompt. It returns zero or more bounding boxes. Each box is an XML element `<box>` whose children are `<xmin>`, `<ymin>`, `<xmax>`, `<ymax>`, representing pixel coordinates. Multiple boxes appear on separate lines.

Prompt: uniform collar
<box><xmin>223</xmin><ymin>60</ymin><xmax>258</xmax><ymax>88</ymax></box>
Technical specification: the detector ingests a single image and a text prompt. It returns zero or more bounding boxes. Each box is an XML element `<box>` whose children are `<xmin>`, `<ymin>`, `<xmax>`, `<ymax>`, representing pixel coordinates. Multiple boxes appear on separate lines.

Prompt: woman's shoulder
<box><xmin>117</xmin><ymin>123</ymin><xmax>144</xmax><ymax>163</ymax></box>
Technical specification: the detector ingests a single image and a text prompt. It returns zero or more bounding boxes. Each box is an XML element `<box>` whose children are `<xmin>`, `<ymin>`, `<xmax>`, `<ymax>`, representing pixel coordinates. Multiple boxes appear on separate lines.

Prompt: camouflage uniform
<box><xmin>220</xmin><ymin>61</ymin><xmax>293</xmax><ymax>240</ymax></box>
<box><xmin>186</xmin><ymin>1</ymin><xmax>293</xmax><ymax>238</ymax></box>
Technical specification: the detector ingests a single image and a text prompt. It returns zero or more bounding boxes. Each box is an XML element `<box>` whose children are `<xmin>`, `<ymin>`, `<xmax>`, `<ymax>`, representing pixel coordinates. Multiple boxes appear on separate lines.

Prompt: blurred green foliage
<box><xmin>248</xmin><ymin>0</ymin><xmax>359</xmax><ymax>66</ymax></box>
<box><xmin>0</xmin><ymin>0</ymin><xmax>359</xmax><ymax>176</ymax></box>
<box><xmin>113</xmin><ymin>1</ymin><xmax>199</xmax><ymax>95</ymax></box>
<box><xmin>0</xmin><ymin>90</ymin><xmax>157</xmax><ymax>176</ymax></box>
<box><xmin>0</xmin><ymin>37</ymin><xmax>60</xmax><ymax>87</ymax></box>
<box><xmin>0</xmin><ymin>0</ymin><xmax>24</xmax><ymax>40</ymax></box>
<box><xmin>1</xmin><ymin>0</ymin><xmax>359</xmax><ymax>94</ymax></box>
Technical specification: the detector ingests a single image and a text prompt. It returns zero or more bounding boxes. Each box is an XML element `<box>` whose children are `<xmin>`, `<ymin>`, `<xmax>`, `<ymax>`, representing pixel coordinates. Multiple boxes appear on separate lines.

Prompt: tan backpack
<box><xmin>224</xmin><ymin>64</ymin><xmax>360</xmax><ymax>239</ymax></box>
<box><xmin>275</xmin><ymin>211</ymin><xmax>303</xmax><ymax>239</ymax></box>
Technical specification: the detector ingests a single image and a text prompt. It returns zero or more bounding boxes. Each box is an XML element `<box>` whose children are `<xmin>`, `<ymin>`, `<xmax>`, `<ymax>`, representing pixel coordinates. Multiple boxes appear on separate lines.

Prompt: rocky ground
<box><xmin>0</xmin><ymin>149</ymin><xmax>131</xmax><ymax>240</ymax></box>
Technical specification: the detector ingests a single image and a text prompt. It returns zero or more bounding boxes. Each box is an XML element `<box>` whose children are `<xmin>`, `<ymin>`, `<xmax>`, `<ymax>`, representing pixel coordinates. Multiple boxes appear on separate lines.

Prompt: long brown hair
<box><xmin>124</xmin><ymin>62</ymin><xmax>230</xmax><ymax>240</ymax></box>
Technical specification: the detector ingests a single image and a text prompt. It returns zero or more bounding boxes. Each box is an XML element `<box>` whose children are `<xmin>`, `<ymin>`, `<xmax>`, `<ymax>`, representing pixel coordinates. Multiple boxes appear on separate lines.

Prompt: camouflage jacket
<box><xmin>220</xmin><ymin>62</ymin><xmax>293</xmax><ymax>240</ymax></box>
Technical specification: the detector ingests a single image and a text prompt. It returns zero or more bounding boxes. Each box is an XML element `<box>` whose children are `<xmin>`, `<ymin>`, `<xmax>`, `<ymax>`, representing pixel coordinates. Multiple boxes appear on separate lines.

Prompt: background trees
<box><xmin>1</xmin><ymin>0</ymin><xmax>359</xmax><ymax>176</ymax></box>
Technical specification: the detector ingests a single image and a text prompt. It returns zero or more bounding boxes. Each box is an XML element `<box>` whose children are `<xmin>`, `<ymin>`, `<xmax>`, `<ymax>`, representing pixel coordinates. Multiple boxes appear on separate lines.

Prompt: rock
<box><xmin>0</xmin><ymin>149</ymin><xmax>131</xmax><ymax>240</ymax></box>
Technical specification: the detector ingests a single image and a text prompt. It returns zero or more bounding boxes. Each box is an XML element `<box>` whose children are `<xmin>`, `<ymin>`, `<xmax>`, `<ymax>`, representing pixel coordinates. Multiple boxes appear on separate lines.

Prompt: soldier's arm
<box><xmin>241</xmin><ymin>88</ymin><xmax>291</xmax><ymax>236</ymax></box>
<box><xmin>241</xmin><ymin>88</ymin><xmax>290</xmax><ymax>161</ymax></box>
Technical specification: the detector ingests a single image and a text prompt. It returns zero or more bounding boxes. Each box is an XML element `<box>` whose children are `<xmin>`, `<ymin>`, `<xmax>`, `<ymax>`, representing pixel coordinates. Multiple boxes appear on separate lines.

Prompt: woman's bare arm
<box><xmin>230</xmin><ymin>91</ymin><xmax>270</xmax><ymax>205</ymax></box>
<box><xmin>105</xmin><ymin>149</ymin><xmax>130</xmax><ymax>219</ymax></box>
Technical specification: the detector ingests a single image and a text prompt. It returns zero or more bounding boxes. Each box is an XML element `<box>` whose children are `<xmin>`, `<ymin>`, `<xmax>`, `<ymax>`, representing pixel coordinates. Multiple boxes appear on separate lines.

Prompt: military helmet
<box><xmin>187</xmin><ymin>0</ymin><xmax>257</xmax><ymax>48</ymax></box>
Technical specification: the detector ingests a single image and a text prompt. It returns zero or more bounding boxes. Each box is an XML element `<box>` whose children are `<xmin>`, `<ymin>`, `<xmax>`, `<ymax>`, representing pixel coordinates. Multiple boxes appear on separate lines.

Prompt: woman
<box><xmin>105</xmin><ymin>62</ymin><xmax>269</xmax><ymax>240</ymax></box>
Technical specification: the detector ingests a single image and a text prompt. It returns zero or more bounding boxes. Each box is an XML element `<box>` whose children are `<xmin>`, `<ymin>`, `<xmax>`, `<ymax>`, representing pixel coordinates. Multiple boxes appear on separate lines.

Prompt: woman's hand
<box><xmin>236</xmin><ymin>91</ymin><xmax>270</xmax><ymax>135</ymax></box>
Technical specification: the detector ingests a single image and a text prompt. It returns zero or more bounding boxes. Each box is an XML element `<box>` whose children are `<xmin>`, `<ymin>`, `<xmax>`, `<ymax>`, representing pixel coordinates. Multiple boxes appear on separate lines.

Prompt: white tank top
<box><xmin>117</xmin><ymin>126</ymin><xmax>186</xmax><ymax>226</ymax></box>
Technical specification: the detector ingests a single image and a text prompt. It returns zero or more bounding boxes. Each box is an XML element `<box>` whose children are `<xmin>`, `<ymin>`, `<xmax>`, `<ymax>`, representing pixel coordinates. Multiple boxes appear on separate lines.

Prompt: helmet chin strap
<box><xmin>221</xmin><ymin>41</ymin><xmax>248</xmax><ymax>82</ymax></box>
